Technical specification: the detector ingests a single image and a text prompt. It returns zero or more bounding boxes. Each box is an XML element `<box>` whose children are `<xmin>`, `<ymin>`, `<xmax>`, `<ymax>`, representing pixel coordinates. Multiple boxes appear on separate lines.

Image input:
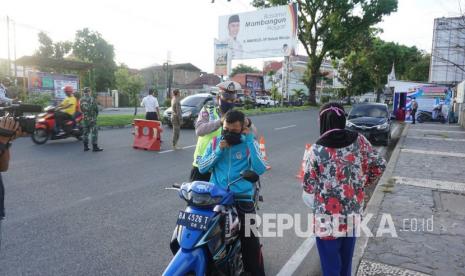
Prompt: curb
<box><xmin>351</xmin><ymin>123</ymin><xmax>410</xmax><ymax>275</ymax></box>
<box><xmin>98</xmin><ymin>124</ymin><xmax>133</xmax><ymax>130</ymax></box>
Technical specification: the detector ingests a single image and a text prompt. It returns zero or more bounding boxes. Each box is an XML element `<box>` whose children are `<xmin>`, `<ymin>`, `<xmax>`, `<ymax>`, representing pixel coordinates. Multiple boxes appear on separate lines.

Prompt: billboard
<box><xmin>218</xmin><ymin>3</ymin><xmax>298</xmax><ymax>60</ymax></box>
<box><xmin>245</xmin><ymin>75</ymin><xmax>264</xmax><ymax>97</ymax></box>
<box><xmin>214</xmin><ymin>39</ymin><xmax>229</xmax><ymax>76</ymax></box>
<box><xmin>28</xmin><ymin>72</ymin><xmax>79</xmax><ymax>100</ymax></box>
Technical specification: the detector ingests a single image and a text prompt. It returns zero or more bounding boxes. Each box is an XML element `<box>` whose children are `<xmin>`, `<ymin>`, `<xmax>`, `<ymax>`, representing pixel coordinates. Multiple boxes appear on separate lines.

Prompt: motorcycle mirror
<box><xmin>172</xmin><ymin>183</ymin><xmax>181</xmax><ymax>189</ymax></box>
<box><xmin>241</xmin><ymin>170</ymin><xmax>259</xmax><ymax>183</ymax></box>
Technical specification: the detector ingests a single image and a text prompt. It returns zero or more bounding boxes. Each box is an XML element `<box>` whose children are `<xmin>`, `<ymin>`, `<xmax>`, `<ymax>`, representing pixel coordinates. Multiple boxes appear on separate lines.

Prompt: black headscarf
<box><xmin>316</xmin><ymin>102</ymin><xmax>358</xmax><ymax>148</ymax></box>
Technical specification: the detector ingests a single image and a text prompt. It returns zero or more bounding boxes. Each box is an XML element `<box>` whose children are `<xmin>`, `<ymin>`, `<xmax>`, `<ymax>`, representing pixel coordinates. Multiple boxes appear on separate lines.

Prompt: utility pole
<box><xmin>6</xmin><ymin>16</ymin><xmax>11</xmax><ymax>77</ymax></box>
<box><xmin>13</xmin><ymin>19</ymin><xmax>17</xmax><ymax>82</ymax></box>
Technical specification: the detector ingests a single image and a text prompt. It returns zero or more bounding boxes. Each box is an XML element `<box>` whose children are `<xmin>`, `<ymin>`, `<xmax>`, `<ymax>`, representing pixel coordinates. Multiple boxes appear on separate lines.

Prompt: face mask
<box><xmin>219</xmin><ymin>99</ymin><xmax>235</xmax><ymax>114</ymax></box>
<box><xmin>222</xmin><ymin>129</ymin><xmax>242</xmax><ymax>146</ymax></box>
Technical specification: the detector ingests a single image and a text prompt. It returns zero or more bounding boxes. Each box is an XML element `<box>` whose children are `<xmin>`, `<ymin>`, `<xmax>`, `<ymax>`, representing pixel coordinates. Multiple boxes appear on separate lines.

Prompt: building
<box><xmin>230</xmin><ymin>73</ymin><xmax>264</xmax><ymax>97</ymax></box>
<box><xmin>429</xmin><ymin>16</ymin><xmax>465</xmax><ymax>85</ymax></box>
<box><xmin>181</xmin><ymin>73</ymin><xmax>221</xmax><ymax>96</ymax></box>
<box><xmin>263</xmin><ymin>55</ymin><xmax>343</xmax><ymax>101</ymax></box>
<box><xmin>139</xmin><ymin>63</ymin><xmax>202</xmax><ymax>102</ymax></box>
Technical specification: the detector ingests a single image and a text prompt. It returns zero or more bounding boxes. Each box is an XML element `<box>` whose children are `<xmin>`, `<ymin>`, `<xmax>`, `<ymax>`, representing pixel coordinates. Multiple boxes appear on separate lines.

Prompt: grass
<box><xmin>97</xmin><ymin>114</ymin><xmax>145</xmax><ymax>127</ymax></box>
<box><xmin>238</xmin><ymin>105</ymin><xmax>313</xmax><ymax>116</ymax></box>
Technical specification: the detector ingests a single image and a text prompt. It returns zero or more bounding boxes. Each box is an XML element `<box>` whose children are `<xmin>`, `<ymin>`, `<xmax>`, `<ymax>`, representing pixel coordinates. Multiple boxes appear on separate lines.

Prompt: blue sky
<box><xmin>0</xmin><ymin>0</ymin><xmax>462</xmax><ymax>72</ymax></box>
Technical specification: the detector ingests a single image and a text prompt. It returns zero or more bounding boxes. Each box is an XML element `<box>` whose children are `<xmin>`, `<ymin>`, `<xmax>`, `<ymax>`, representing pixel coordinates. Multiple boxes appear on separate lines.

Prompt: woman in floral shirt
<box><xmin>302</xmin><ymin>102</ymin><xmax>386</xmax><ymax>276</ymax></box>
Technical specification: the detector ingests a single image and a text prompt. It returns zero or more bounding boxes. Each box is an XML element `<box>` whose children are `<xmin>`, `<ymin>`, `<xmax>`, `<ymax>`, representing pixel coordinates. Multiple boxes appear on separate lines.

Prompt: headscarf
<box><xmin>316</xmin><ymin>102</ymin><xmax>358</xmax><ymax>148</ymax></box>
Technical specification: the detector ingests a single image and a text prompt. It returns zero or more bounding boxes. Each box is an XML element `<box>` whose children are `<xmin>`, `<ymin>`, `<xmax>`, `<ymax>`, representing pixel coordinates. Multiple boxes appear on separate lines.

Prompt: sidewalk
<box><xmin>356</xmin><ymin>123</ymin><xmax>465</xmax><ymax>276</ymax></box>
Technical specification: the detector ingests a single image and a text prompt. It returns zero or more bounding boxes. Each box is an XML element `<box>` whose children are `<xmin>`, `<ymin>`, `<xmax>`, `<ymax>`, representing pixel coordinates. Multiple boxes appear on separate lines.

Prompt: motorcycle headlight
<box><xmin>377</xmin><ymin>122</ymin><xmax>389</xmax><ymax>130</ymax></box>
<box><xmin>182</xmin><ymin>111</ymin><xmax>192</xmax><ymax>118</ymax></box>
<box><xmin>190</xmin><ymin>191</ymin><xmax>222</xmax><ymax>206</ymax></box>
<box><xmin>346</xmin><ymin>121</ymin><xmax>354</xmax><ymax>128</ymax></box>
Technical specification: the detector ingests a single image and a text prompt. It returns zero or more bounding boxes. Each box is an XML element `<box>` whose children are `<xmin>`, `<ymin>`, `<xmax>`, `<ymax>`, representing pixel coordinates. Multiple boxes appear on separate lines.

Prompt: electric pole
<box><xmin>6</xmin><ymin>16</ymin><xmax>11</xmax><ymax>77</ymax></box>
<box><xmin>13</xmin><ymin>19</ymin><xmax>17</xmax><ymax>81</ymax></box>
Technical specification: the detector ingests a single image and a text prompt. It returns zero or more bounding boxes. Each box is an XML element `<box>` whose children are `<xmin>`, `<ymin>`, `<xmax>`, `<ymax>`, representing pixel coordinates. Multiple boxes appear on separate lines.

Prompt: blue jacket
<box><xmin>198</xmin><ymin>133</ymin><xmax>267</xmax><ymax>199</ymax></box>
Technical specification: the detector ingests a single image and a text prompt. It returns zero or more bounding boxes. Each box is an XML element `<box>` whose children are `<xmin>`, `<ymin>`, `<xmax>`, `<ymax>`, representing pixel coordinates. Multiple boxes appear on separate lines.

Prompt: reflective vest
<box><xmin>192</xmin><ymin>105</ymin><xmax>222</xmax><ymax>167</ymax></box>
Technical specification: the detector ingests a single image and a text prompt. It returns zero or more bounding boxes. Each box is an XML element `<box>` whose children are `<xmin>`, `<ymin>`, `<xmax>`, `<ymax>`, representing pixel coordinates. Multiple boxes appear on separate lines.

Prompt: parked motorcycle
<box><xmin>416</xmin><ymin>109</ymin><xmax>446</xmax><ymax>124</ymax></box>
<box><xmin>31</xmin><ymin>106</ymin><xmax>83</xmax><ymax>144</ymax></box>
<box><xmin>163</xmin><ymin>170</ymin><xmax>261</xmax><ymax>276</ymax></box>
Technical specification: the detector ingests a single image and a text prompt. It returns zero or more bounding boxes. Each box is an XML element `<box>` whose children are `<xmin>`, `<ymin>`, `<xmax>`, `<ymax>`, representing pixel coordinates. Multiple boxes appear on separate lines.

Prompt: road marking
<box><xmin>159</xmin><ymin>150</ymin><xmax>174</xmax><ymax>154</ymax></box>
<box><xmin>182</xmin><ymin>145</ymin><xmax>196</xmax><ymax>149</ymax></box>
<box><xmin>391</xmin><ymin>124</ymin><xmax>400</xmax><ymax>136</ymax></box>
<box><xmin>394</xmin><ymin>176</ymin><xmax>465</xmax><ymax>193</ymax></box>
<box><xmin>277</xmin><ymin>236</ymin><xmax>316</xmax><ymax>276</ymax></box>
<box><xmin>408</xmin><ymin>136</ymin><xmax>465</xmax><ymax>142</ymax></box>
<box><xmin>401</xmin><ymin>148</ymin><xmax>465</xmax><ymax>158</ymax></box>
<box><xmin>411</xmin><ymin>129</ymin><xmax>464</xmax><ymax>134</ymax></box>
<box><xmin>274</xmin><ymin>124</ymin><xmax>297</xmax><ymax>130</ymax></box>
<box><xmin>77</xmin><ymin>197</ymin><xmax>92</xmax><ymax>202</ymax></box>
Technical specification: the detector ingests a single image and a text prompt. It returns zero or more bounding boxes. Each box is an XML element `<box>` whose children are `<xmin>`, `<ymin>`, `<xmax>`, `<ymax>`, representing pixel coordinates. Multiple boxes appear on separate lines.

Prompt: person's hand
<box><xmin>0</xmin><ymin>116</ymin><xmax>19</xmax><ymax>144</ymax></box>
<box><xmin>219</xmin><ymin>139</ymin><xmax>229</xmax><ymax>150</ymax></box>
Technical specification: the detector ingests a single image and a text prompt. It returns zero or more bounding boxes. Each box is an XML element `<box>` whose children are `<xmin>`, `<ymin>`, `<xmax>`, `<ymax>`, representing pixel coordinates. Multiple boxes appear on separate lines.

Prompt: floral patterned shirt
<box><xmin>302</xmin><ymin>134</ymin><xmax>386</xmax><ymax>217</ymax></box>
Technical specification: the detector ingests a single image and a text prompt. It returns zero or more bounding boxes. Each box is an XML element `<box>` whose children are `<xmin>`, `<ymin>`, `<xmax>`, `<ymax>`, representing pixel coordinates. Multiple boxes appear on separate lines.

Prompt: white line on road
<box><xmin>412</xmin><ymin>129</ymin><xmax>464</xmax><ymax>134</ymax></box>
<box><xmin>274</xmin><ymin>124</ymin><xmax>297</xmax><ymax>130</ymax></box>
<box><xmin>276</xmin><ymin>237</ymin><xmax>316</xmax><ymax>276</ymax></box>
<box><xmin>408</xmin><ymin>136</ymin><xmax>465</xmax><ymax>142</ymax></box>
<box><xmin>401</xmin><ymin>148</ymin><xmax>465</xmax><ymax>158</ymax></box>
<box><xmin>159</xmin><ymin>150</ymin><xmax>174</xmax><ymax>154</ymax></box>
<box><xmin>182</xmin><ymin>145</ymin><xmax>196</xmax><ymax>149</ymax></box>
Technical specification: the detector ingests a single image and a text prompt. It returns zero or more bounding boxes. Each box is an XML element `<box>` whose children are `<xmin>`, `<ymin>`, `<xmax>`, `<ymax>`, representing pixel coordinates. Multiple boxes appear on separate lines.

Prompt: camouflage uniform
<box><xmin>80</xmin><ymin>93</ymin><xmax>99</xmax><ymax>146</ymax></box>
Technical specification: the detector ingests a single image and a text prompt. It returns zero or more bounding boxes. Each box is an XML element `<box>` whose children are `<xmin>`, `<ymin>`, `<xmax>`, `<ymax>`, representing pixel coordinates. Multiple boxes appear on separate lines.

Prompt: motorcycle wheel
<box><xmin>31</xmin><ymin>129</ymin><xmax>50</xmax><ymax>145</ymax></box>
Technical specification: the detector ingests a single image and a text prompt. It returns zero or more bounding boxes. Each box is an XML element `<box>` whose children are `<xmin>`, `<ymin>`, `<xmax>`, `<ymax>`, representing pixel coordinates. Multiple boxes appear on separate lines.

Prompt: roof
<box><xmin>140</xmin><ymin>63</ymin><xmax>201</xmax><ymax>72</ymax></box>
<box><xmin>263</xmin><ymin>61</ymin><xmax>283</xmax><ymax>74</ymax></box>
<box><xmin>15</xmin><ymin>56</ymin><xmax>93</xmax><ymax>71</ymax></box>
<box><xmin>189</xmin><ymin>74</ymin><xmax>221</xmax><ymax>86</ymax></box>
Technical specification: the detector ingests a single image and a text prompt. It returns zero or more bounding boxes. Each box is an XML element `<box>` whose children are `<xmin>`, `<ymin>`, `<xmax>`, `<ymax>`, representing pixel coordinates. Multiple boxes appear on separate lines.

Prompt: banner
<box><xmin>214</xmin><ymin>40</ymin><xmax>229</xmax><ymax>76</ymax></box>
<box><xmin>218</xmin><ymin>3</ymin><xmax>298</xmax><ymax>60</ymax></box>
<box><xmin>28</xmin><ymin>72</ymin><xmax>79</xmax><ymax>100</ymax></box>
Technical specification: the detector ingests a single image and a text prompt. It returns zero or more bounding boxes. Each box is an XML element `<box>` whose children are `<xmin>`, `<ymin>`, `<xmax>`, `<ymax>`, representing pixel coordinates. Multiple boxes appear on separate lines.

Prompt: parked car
<box><xmin>345</xmin><ymin>103</ymin><xmax>391</xmax><ymax>146</ymax></box>
<box><xmin>163</xmin><ymin>93</ymin><xmax>214</xmax><ymax>128</ymax></box>
<box><xmin>256</xmin><ymin>96</ymin><xmax>278</xmax><ymax>107</ymax></box>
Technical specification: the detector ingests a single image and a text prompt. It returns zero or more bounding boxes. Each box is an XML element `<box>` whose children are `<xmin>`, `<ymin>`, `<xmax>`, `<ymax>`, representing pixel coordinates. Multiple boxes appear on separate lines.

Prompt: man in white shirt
<box><xmin>140</xmin><ymin>88</ymin><xmax>160</xmax><ymax>121</ymax></box>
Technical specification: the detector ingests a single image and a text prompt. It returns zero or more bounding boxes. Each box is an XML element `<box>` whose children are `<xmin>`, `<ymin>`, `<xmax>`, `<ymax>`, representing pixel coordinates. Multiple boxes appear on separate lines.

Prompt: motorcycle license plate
<box><xmin>177</xmin><ymin>211</ymin><xmax>210</xmax><ymax>231</ymax></box>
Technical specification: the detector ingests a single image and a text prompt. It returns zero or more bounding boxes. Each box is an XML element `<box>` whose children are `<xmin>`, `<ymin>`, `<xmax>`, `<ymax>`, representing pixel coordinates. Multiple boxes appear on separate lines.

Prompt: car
<box><xmin>345</xmin><ymin>103</ymin><xmax>391</xmax><ymax>146</ymax></box>
<box><xmin>256</xmin><ymin>96</ymin><xmax>278</xmax><ymax>107</ymax></box>
<box><xmin>163</xmin><ymin>93</ymin><xmax>214</xmax><ymax>128</ymax></box>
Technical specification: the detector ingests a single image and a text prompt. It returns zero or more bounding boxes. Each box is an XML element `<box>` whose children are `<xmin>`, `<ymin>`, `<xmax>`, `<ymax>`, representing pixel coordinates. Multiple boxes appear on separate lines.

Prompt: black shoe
<box><xmin>84</xmin><ymin>143</ymin><xmax>90</xmax><ymax>152</ymax></box>
<box><xmin>92</xmin><ymin>145</ymin><xmax>103</xmax><ymax>152</ymax></box>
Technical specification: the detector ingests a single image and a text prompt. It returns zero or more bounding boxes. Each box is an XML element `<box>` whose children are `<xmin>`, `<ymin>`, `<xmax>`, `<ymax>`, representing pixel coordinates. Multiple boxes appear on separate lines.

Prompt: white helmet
<box><xmin>216</xmin><ymin>81</ymin><xmax>242</xmax><ymax>93</ymax></box>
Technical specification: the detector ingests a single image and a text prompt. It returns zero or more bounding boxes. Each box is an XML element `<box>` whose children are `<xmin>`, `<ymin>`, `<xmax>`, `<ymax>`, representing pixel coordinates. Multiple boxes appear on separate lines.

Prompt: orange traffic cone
<box><xmin>296</xmin><ymin>144</ymin><xmax>312</xmax><ymax>179</ymax></box>
<box><xmin>259</xmin><ymin>136</ymin><xmax>271</xmax><ymax>170</ymax></box>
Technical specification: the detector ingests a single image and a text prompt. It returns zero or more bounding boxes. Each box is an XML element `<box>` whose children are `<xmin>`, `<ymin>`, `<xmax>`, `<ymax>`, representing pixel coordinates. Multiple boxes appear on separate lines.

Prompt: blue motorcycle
<box><xmin>163</xmin><ymin>171</ymin><xmax>260</xmax><ymax>276</ymax></box>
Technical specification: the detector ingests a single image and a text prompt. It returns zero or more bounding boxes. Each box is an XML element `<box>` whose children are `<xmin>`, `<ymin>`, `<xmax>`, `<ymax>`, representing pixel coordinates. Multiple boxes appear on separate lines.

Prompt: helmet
<box><xmin>1</xmin><ymin>76</ymin><xmax>11</xmax><ymax>85</ymax></box>
<box><xmin>83</xmin><ymin>87</ymin><xmax>91</xmax><ymax>94</ymax></box>
<box><xmin>64</xmin><ymin>85</ymin><xmax>74</xmax><ymax>95</ymax></box>
<box><xmin>216</xmin><ymin>81</ymin><xmax>241</xmax><ymax>93</ymax></box>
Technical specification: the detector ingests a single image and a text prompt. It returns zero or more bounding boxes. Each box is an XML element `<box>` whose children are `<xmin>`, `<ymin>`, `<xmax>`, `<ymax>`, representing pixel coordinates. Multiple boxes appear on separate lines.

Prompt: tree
<box><xmin>73</xmin><ymin>28</ymin><xmax>117</xmax><ymax>92</ymax></box>
<box><xmin>35</xmin><ymin>32</ymin><xmax>72</xmax><ymax>59</ymax></box>
<box><xmin>115</xmin><ymin>66</ymin><xmax>145</xmax><ymax>116</ymax></box>
<box><xmin>231</xmin><ymin>64</ymin><xmax>260</xmax><ymax>76</ymax></box>
<box><xmin>253</xmin><ymin>0</ymin><xmax>397</xmax><ymax>105</ymax></box>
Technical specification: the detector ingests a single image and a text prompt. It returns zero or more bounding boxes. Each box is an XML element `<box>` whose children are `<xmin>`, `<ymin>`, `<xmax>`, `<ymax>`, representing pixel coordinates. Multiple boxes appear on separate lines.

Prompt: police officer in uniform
<box><xmin>80</xmin><ymin>87</ymin><xmax>103</xmax><ymax>152</ymax></box>
<box><xmin>190</xmin><ymin>81</ymin><xmax>254</xmax><ymax>181</ymax></box>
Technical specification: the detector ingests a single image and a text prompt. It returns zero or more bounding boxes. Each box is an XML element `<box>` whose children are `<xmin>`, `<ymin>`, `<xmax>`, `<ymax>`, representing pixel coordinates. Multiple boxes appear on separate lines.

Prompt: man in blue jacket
<box><xmin>198</xmin><ymin>110</ymin><xmax>266</xmax><ymax>276</ymax></box>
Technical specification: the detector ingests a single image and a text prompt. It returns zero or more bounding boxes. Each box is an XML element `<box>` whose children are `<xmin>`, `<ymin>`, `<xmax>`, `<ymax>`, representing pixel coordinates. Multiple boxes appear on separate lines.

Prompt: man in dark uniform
<box><xmin>80</xmin><ymin>87</ymin><xmax>103</xmax><ymax>152</ymax></box>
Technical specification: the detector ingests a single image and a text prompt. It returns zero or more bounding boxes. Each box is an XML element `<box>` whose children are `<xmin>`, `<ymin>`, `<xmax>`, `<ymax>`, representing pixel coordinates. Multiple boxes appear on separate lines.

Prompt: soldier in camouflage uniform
<box><xmin>80</xmin><ymin>87</ymin><xmax>103</xmax><ymax>152</ymax></box>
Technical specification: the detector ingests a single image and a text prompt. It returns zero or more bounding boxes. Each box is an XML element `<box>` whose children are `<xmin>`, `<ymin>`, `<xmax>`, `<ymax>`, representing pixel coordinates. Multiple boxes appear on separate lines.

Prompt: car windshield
<box><xmin>349</xmin><ymin>105</ymin><xmax>388</xmax><ymax>119</ymax></box>
<box><xmin>181</xmin><ymin>95</ymin><xmax>207</xmax><ymax>107</ymax></box>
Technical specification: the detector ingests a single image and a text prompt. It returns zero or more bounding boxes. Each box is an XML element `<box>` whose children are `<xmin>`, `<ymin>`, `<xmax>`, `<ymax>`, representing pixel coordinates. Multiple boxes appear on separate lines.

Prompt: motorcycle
<box><xmin>163</xmin><ymin>170</ymin><xmax>262</xmax><ymax>276</ymax></box>
<box><xmin>31</xmin><ymin>105</ymin><xmax>84</xmax><ymax>145</ymax></box>
<box><xmin>416</xmin><ymin>108</ymin><xmax>446</xmax><ymax>124</ymax></box>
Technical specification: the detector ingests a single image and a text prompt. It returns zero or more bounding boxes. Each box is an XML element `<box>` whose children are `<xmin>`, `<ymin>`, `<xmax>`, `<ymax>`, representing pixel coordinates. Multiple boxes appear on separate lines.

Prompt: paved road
<box><xmin>0</xmin><ymin>110</ymin><xmax>396</xmax><ymax>275</ymax></box>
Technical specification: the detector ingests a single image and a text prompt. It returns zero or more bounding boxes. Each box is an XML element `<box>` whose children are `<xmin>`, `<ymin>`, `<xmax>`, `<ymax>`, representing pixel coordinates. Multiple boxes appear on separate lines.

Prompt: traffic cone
<box><xmin>296</xmin><ymin>144</ymin><xmax>312</xmax><ymax>179</ymax></box>
<box><xmin>259</xmin><ymin>136</ymin><xmax>271</xmax><ymax>170</ymax></box>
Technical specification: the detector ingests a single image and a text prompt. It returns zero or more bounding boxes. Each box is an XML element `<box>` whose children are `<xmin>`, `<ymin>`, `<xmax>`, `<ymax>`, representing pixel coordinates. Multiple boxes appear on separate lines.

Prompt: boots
<box><xmin>84</xmin><ymin>143</ymin><xmax>90</xmax><ymax>152</ymax></box>
<box><xmin>92</xmin><ymin>144</ymin><xmax>103</xmax><ymax>152</ymax></box>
